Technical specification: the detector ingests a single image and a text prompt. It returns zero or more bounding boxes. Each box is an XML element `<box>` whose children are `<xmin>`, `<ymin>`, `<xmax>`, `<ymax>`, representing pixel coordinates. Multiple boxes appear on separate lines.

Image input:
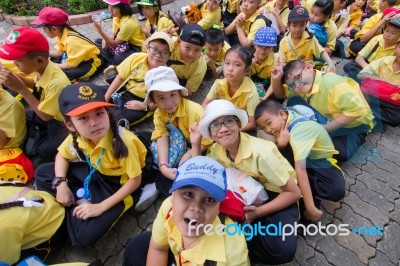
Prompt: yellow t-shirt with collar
<box><xmin>55</xmin><ymin>28</ymin><xmax>101</xmax><ymax>69</ymax></box>
<box><xmin>324</xmin><ymin>19</ymin><xmax>338</xmax><ymax>50</ymax></box>
<box><xmin>286</xmin><ymin>110</ymin><xmax>338</xmax><ymax>161</ymax></box>
<box><xmin>151</xmin><ymin>197</ymin><xmax>250</xmax><ymax>266</ymax></box>
<box><xmin>358</xmin><ymin>34</ymin><xmax>397</xmax><ymax>63</ymax></box>
<box><xmin>30</xmin><ymin>61</ymin><xmax>71</xmax><ymax>122</ymax></box>
<box><xmin>349</xmin><ymin>8</ymin><xmax>362</xmax><ymax>29</ymax></box>
<box><xmin>0</xmin><ymin>88</ymin><xmax>26</xmax><ymax>148</ymax></box>
<box><xmin>151</xmin><ymin>98</ymin><xmax>213</xmax><ymax>146</ymax></box>
<box><xmin>116</xmin><ymin>52</ymin><xmax>150</xmax><ymax>99</ymax></box>
<box><xmin>215</xmin><ymin>41</ymin><xmax>231</xmax><ymax>67</ymax></box>
<box><xmin>279</xmin><ymin>32</ymin><xmax>325</xmax><ymax>62</ymax></box>
<box><xmin>169</xmin><ymin>37</ymin><xmax>207</xmax><ymax>93</ymax></box>
<box><xmin>331</xmin><ymin>9</ymin><xmax>351</xmax><ymax>36</ymax></box>
<box><xmin>208</xmin><ymin>132</ymin><xmax>297</xmax><ymax>193</ymax></box>
<box><xmin>293</xmin><ymin>71</ymin><xmax>374</xmax><ymax>129</ymax></box>
<box><xmin>360</xmin><ymin>56</ymin><xmax>400</xmax><ymax>85</ymax></box>
<box><xmin>113</xmin><ymin>15</ymin><xmax>146</xmax><ymax>48</ymax></box>
<box><xmin>144</xmin><ymin>11</ymin><xmax>176</xmax><ymax>35</ymax></box>
<box><xmin>206</xmin><ymin>76</ymin><xmax>260</xmax><ymax>116</ymax></box>
<box><xmin>58</xmin><ymin>129</ymin><xmax>147</xmax><ymax>182</ymax></box>
<box><xmin>242</xmin><ymin>12</ymin><xmax>267</xmax><ymax>41</ymax></box>
<box><xmin>354</xmin><ymin>13</ymin><xmax>382</xmax><ymax>39</ymax></box>
<box><xmin>250</xmin><ymin>52</ymin><xmax>277</xmax><ymax>80</ymax></box>
<box><xmin>199</xmin><ymin>4</ymin><xmax>223</xmax><ymax>30</ymax></box>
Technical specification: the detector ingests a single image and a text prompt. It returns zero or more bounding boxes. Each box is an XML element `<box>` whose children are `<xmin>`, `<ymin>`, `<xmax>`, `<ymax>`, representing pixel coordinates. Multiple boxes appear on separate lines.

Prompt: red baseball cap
<box><xmin>0</xmin><ymin>27</ymin><xmax>49</xmax><ymax>60</ymax></box>
<box><xmin>383</xmin><ymin>7</ymin><xmax>400</xmax><ymax>17</ymax></box>
<box><xmin>102</xmin><ymin>0</ymin><xmax>130</xmax><ymax>5</ymax></box>
<box><xmin>31</xmin><ymin>7</ymin><xmax>68</xmax><ymax>27</ymax></box>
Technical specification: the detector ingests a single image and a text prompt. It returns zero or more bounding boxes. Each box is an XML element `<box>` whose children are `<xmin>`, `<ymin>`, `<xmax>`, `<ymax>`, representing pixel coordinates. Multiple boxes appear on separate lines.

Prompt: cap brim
<box><xmin>102</xmin><ymin>0</ymin><xmax>121</xmax><ymax>5</ymax></box>
<box><xmin>198</xmin><ymin>108</ymin><xmax>248</xmax><ymax>140</ymax></box>
<box><xmin>143</xmin><ymin>80</ymin><xmax>188</xmax><ymax>106</ymax></box>
<box><xmin>290</xmin><ymin>17</ymin><xmax>309</xmax><ymax>22</ymax></box>
<box><xmin>30</xmin><ymin>19</ymin><xmax>46</xmax><ymax>28</ymax></box>
<box><xmin>136</xmin><ymin>2</ymin><xmax>157</xmax><ymax>5</ymax></box>
<box><xmin>0</xmin><ymin>45</ymin><xmax>27</xmax><ymax>60</ymax></box>
<box><xmin>147</xmin><ymin>32</ymin><xmax>172</xmax><ymax>51</ymax></box>
<box><xmin>169</xmin><ymin>179</ymin><xmax>226</xmax><ymax>201</ymax></box>
<box><xmin>253</xmin><ymin>41</ymin><xmax>276</xmax><ymax>47</ymax></box>
<box><xmin>66</xmin><ymin>102</ymin><xmax>115</xmax><ymax>116</ymax></box>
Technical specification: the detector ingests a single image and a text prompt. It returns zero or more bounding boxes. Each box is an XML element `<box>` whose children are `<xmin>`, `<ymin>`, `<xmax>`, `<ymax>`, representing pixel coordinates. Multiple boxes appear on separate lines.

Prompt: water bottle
<box><xmin>92</xmin><ymin>10</ymin><xmax>111</xmax><ymax>22</ymax></box>
<box><xmin>61</xmin><ymin>53</ymin><xmax>67</xmax><ymax>64</ymax></box>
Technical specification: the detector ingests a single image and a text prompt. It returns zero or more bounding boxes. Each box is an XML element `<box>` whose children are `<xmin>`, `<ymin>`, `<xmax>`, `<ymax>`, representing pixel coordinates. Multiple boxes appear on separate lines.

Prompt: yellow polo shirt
<box><xmin>331</xmin><ymin>9</ymin><xmax>350</xmax><ymax>36</ymax></box>
<box><xmin>58</xmin><ymin>129</ymin><xmax>147</xmax><ymax>182</ymax></box>
<box><xmin>349</xmin><ymin>8</ymin><xmax>362</xmax><ymax>29</ymax></box>
<box><xmin>286</xmin><ymin>110</ymin><xmax>338</xmax><ymax>161</ymax></box>
<box><xmin>206</xmin><ymin>77</ymin><xmax>259</xmax><ymax>116</ymax></box>
<box><xmin>55</xmin><ymin>28</ymin><xmax>101</xmax><ymax>70</ymax></box>
<box><xmin>358</xmin><ymin>35</ymin><xmax>397</xmax><ymax>63</ymax></box>
<box><xmin>152</xmin><ymin>197</ymin><xmax>250</xmax><ymax>266</ymax></box>
<box><xmin>324</xmin><ymin>19</ymin><xmax>338</xmax><ymax>50</ymax></box>
<box><xmin>170</xmin><ymin>38</ymin><xmax>207</xmax><ymax>93</ymax></box>
<box><xmin>223</xmin><ymin>0</ymin><xmax>239</xmax><ymax>14</ymax></box>
<box><xmin>144</xmin><ymin>11</ymin><xmax>175</xmax><ymax>34</ymax></box>
<box><xmin>30</xmin><ymin>61</ymin><xmax>70</xmax><ymax>122</ymax></box>
<box><xmin>208</xmin><ymin>132</ymin><xmax>297</xmax><ymax>193</ymax></box>
<box><xmin>215</xmin><ymin>41</ymin><xmax>231</xmax><ymax>67</ymax></box>
<box><xmin>355</xmin><ymin>13</ymin><xmax>382</xmax><ymax>39</ymax></box>
<box><xmin>303</xmin><ymin>0</ymin><xmax>317</xmax><ymax>12</ymax></box>
<box><xmin>152</xmin><ymin>98</ymin><xmax>212</xmax><ymax>145</ymax></box>
<box><xmin>360</xmin><ymin>56</ymin><xmax>400</xmax><ymax>85</ymax></box>
<box><xmin>279</xmin><ymin>32</ymin><xmax>325</xmax><ymax>62</ymax></box>
<box><xmin>250</xmin><ymin>52</ymin><xmax>277</xmax><ymax>80</ymax></box>
<box><xmin>114</xmin><ymin>15</ymin><xmax>146</xmax><ymax>48</ymax></box>
<box><xmin>0</xmin><ymin>89</ymin><xmax>26</xmax><ymax>148</ymax></box>
<box><xmin>0</xmin><ymin>187</ymin><xmax>64</xmax><ymax>265</ymax></box>
<box><xmin>242</xmin><ymin>12</ymin><xmax>267</xmax><ymax>41</ymax></box>
<box><xmin>199</xmin><ymin>4</ymin><xmax>223</xmax><ymax>30</ymax></box>
<box><xmin>116</xmin><ymin>53</ymin><xmax>150</xmax><ymax>99</ymax></box>
<box><xmin>294</xmin><ymin>71</ymin><xmax>374</xmax><ymax>129</ymax></box>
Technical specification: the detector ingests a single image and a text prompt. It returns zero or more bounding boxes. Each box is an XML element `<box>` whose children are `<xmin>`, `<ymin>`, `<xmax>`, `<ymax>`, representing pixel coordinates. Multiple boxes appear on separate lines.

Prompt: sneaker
<box><xmin>135</xmin><ymin>182</ymin><xmax>159</xmax><ymax>212</ymax></box>
<box><xmin>103</xmin><ymin>65</ymin><xmax>117</xmax><ymax>77</ymax></box>
<box><xmin>137</xmin><ymin>14</ymin><xmax>146</xmax><ymax>21</ymax></box>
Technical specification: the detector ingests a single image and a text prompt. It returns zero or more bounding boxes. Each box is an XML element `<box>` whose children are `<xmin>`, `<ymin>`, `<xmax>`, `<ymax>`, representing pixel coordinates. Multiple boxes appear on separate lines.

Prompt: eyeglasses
<box><xmin>209</xmin><ymin>117</ymin><xmax>239</xmax><ymax>132</ymax></box>
<box><xmin>286</xmin><ymin>65</ymin><xmax>305</xmax><ymax>91</ymax></box>
<box><xmin>147</xmin><ymin>45</ymin><xmax>170</xmax><ymax>59</ymax></box>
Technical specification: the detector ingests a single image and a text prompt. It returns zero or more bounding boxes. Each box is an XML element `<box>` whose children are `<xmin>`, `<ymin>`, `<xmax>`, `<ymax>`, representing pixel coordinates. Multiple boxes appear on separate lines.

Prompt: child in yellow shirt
<box><xmin>204</xmin><ymin>27</ymin><xmax>231</xmax><ymax>78</ymax></box>
<box><xmin>137</xmin><ymin>0</ymin><xmax>176</xmax><ymax>37</ymax></box>
<box><xmin>198</xmin><ymin>0</ymin><xmax>224</xmax><ymax>30</ymax></box>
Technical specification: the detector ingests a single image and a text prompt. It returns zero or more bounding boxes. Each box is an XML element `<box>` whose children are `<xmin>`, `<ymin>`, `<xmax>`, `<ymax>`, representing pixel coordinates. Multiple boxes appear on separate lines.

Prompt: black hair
<box><xmin>313</xmin><ymin>0</ymin><xmax>334</xmax><ymax>18</ymax></box>
<box><xmin>286</xmin><ymin>21</ymin><xmax>315</xmax><ymax>40</ymax></box>
<box><xmin>149</xmin><ymin>89</ymin><xmax>183</xmax><ymax>103</ymax></box>
<box><xmin>0</xmin><ymin>198</ymin><xmax>44</xmax><ymax>210</ymax></box>
<box><xmin>342</xmin><ymin>0</ymin><xmax>355</xmax><ymax>8</ymax></box>
<box><xmin>27</xmin><ymin>51</ymin><xmax>50</xmax><ymax>59</ymax></box>
<box><xmin>386</xmin><ymin>0</ymin><xmax>398</xmax><ymax>7</ymax></box>
<box><xmin>64</xmin><ymin>107</ymin><xmax>128</xmax><ymax>160</ymax></box>
<box><xmin>254</xmin><ymin>98</ymin><xmax>284</xmax><ymax>120</ymax></box>
<box><xmin>225</xmin><ymin>45</ymin><xmax>252</xmax><ymax>68</ymax></box>
<box><xmin>117</xmin><ymin>3</ymin><xmax>134</xmax><ymax>17</ymax></box>
<box><xmin>282</xmin><ymin>60</ymin><xmax>305</xmax><ymax>81</ymax></box>
<box><xmin>205</xmin><ymin>28</ymin><xmax>225</xmax><ymax>45</ymax></box>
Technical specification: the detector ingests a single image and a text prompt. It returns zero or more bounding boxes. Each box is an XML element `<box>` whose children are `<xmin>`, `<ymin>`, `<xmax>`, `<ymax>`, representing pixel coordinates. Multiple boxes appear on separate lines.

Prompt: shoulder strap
<box><xmin>365</xmin><ymin>41</ymin><xmax>380</xmax><ymax>62</ymax></box>
<box><xmin>288</xmin><ymin>117</ymin><xmax>309</xmax><ymax>132</ymax></box>
<box><xmin>334</xmin><ymin>14</ymin><xmax>341</xmax><ymax>24</ymax></box>
<box><xmin>250</xmin><ymin>15</ymin><xmax>271</xmax><ymax>29</ymax></box>
<box><xmin>286</xmin><ymin>35</ymin><xmax>301</xmax><ymax>60</ymax></box>
<box><xmin>280</xmin><ymin>6</ymin><xmax>288</xmax><ymax>15</ymax></box>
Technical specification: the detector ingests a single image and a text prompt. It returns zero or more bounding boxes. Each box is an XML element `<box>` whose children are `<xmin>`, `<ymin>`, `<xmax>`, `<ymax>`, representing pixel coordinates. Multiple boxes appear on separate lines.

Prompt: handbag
<box><xmin>108</xmin><ymin>41</ymin><xmax>130</xmax><ymax>56</ymax></box>
<box><xmin>361</xmin><ymin>78</ymin><xmax>400</xmax><ymax>106</ymax></box>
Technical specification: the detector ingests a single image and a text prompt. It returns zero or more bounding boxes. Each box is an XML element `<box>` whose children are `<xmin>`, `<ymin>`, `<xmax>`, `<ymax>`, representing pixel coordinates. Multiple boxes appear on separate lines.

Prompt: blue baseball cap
<box><xmin>169</xmin><ymin>156</ymin><xmax>227</xmax><ymax>201</ymax></box>
<box><xmin>253</xmin><ymin>27</ymin><xmax>278</xmax><ymax>47</ymax></box>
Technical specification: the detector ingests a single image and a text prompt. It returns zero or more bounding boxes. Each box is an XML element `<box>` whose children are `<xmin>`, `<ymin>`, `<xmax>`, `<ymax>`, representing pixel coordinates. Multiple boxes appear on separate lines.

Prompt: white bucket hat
<box><xmin>198</xmin><ymin>99</ymin><xmax>248</xmax><ymax>139</ymax></box>
<box><xmin>143</xmin><ymin>66</ymin><xmax>188</xmax><ymax>106</ymax></box>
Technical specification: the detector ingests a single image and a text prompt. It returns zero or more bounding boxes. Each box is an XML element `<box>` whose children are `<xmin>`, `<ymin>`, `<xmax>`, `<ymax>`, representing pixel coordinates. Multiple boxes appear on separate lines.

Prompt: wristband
<box><xmin>159</xmin><ymin>161</ymin><xmax>170</xmax><ymax>168</ymax></box>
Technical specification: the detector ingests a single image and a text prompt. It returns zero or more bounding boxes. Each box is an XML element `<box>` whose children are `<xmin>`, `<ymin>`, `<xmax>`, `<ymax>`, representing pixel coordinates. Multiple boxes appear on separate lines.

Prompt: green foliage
<box><xmin>0</xmin><ymin>0</ymin><xmax>108</xmax><ymax>16</ymax></box>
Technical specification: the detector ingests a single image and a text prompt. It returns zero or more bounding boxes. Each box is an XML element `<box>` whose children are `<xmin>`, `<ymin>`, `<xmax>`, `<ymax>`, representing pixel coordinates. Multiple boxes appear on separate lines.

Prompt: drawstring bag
<box><xmin>150</xmin><ymin>121</ymin><xmax>187</xmax><ymax>168</ymax></box>
<box><xmin>360</xmin><ymin>78</ymin><xmax>400</xmax><ymax>106</ymax></box>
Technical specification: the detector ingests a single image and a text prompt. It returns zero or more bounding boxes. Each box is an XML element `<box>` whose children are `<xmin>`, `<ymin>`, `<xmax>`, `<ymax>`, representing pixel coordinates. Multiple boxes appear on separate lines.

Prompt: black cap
<box><xmin>59</xmin><ymin>82</ymin><xmax>114</xmax><ymax>116</ymax></box>
<box><xmin>179</xmin><ymin>23</ymin><xmax>206</xmax><ymax>47</ymax></box>
<box><xmin>288</xmin><ymin>6</ymin><xmax>310</xmax><ymax>22</ymax></box>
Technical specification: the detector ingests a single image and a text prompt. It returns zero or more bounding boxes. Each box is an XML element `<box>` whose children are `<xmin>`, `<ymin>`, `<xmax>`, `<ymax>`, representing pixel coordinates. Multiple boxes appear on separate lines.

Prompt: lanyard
<box><xmin>78</xmin><ymin>148</ymin><xmax>105</xmax><ymax>200</ymax></box>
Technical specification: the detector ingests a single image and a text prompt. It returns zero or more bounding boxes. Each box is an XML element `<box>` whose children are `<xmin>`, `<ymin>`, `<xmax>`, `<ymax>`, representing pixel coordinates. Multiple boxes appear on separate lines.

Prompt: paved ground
<box><xmin>1</xmin><ymin>2</ymin><xmax>400</xmax><ymax>265</ymax></box>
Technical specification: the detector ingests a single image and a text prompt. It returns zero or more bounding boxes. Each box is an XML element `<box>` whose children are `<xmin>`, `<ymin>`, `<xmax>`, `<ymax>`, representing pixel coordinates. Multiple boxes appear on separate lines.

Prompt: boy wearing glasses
<box><xmin>104</xmin><ymin>32</ymin><xmax>172</xmax><ymax>126</ymax></box>
<box><xmin>271</xmin><ymin>59</ymin><xmax>374</xmax><ymax>162</ymax></box>
<box><xmin>190</xmin><ymin>99</ymin><xmax>301</xmax><ymax>265</ymax></box>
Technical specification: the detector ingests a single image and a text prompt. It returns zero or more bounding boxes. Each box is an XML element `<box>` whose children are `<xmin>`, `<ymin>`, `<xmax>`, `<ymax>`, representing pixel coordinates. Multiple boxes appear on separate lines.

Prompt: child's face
<box><xmin>310</xmin><ymin>7</ymin><xmax>328</xmax><ymax>24</ymax></box>
<box><xmin>288</xmin><ymin>21</ymin><xmax>307</xmax><ymax>39</ymax></box>
<box><xmin>178</xmin><ymin>40</ymin><xmax>203</xmax><ymax>63</ymax></box>
<box><xmin>152</xmin><ymin>90</ymin><xmax>181</xmax><ymax>114</ymax></box>
<box><xmin>172</xmin><ymin>186</ymin><xmax>220</xmax><ymax>238</ymax></box>
<box><xmin>333</xmin><ymin>0</ymin><xmax>345</xmax><ymax>12</ymax></box>
<box><xmin>209</xmin><ymin>115</ymin><xmax>241</xmax><ymax>149</ymax></box>
<box><xmin>241</xmin><ymin>0</ymin><xmax>259</xmax><ymax>16</ymax></box>
<box><xmin>353</xmin><ymin>0</ymin><xmax>366</xmax><ymax>9</ymax></box>
<box><xmin>13</xmin><ymin>55</ymin><xmax>39</xmax><ymax>75</ymax></box>
<box><xmin>275</xmin><ymin>0</ymin><xmax>289</xmax><ymax>10</ymax></box>
<box><xmin>147</xmin><ymin>40</ymin><xmax>170</xmax><ymax>68</ymax></box>
<box><xmin>43</xmin><ymin>26</ymin><xmax>58</xmax><ymax>39</ymax></box>
<box><xmin>206</xmin><ymin>0</ymin><xmax>220</xmax><ymax>11</ymax></box>
<box><xmin>66</xmin><ymin>107</ymin><xmax>110</xmax><ymax>145</ymax></box>
<box><xmin>109</xmin><ymin>5</ymin><xmax>122</xmax><ymax>18</ymax></box>
<box><xmin>383</xmin><ymin>24</ymin><xmax>400</xmax><ymax>46</ymax></box>
<box><xmin>285</xmin><ymin>63</ymin><xmax>315</xmax><ymax>94</ymax></box>
<box><xmin>205</xmin><ymin>43</ymin><xmax>224</xmax><ymax>60</ymax></box>
<box><xmin>223</xmin><ymin>51</ymin><xmax>249</xmax><ymax>83</ymax></box>
<box><xmin>378</xmin><ymin>0</ymin><xmax>386</xmax><ymax>12</ymax></box>
<box><xmin>256</xmin><ymin>110</ymin><xmax>287</xmax><ymax>138</ymax></box>
<box><xmin>142</xmin><ymin>6</ymin><xmax>159</xmax><ymax>19</ymax></box>
<box><xmin>254</xmin><ymin>45</ymin><xmax>273</xmax><ymax>61</ymax></box>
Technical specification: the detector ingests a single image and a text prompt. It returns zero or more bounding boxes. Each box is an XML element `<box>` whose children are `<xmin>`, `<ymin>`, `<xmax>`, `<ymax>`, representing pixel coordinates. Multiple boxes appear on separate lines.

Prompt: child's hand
<box><xmin>125</xmin><ymin>100</ymin><xmax>146</xmax><ymax>111</ymax></box>
<box><xmin>163</xmin><ymin>25</ymin><xmax>179</xmax><ymax>36</ymax></box>
<box><xmin>205</xmin><ymin>55</ymin><xmax>216</xmax><ymax>68</ymax></box>
<box><xmin>235</xmin><ymin>13</ymin><xmax>246</xmax><ymax>26</ymax></box>
<box><xmin>326</xmin><ymin>64</ymin><xmax>335</xmax><ymax>73</ymax></box>
<box><xmin>383</xmin><ymin>11</ymin><xmax>397</xmax><ymax>22</ymax></box>
<box><xmin>160</xmin><ymin>166</ymin><xmax>178</xmax><ymax>180</ymax></box>
<box><xmin>270</xmin><ymin>7</ymin><xmax>280</xmax><ymax>17</ymax></box>
<box><xmin>252</xmin><ymin>54</ymin><xmax>260</xmax><ymax>64</ymax></box>
<box><xmin>141</xmin><ymin>25</ymin><xmax>151</xmax><ymax>37</ymax></box>
<box><xmin>0</xmin><ymin>67</ymin><xmax>25</xmax><ymax>93</ymax></box>
<box><xmin>305</xmin><ymin>206</ymin><xmax>323</xmax><ymax>222</ymax></box>
<box><xmin>271</xmin><ymin>61</ymin><xmax>284</xmax><ymax>81</ymax></box>
<box><xmin>276</xmin><ymin>120</ymin><xmax>290</xmax><ymax>148</ymax></box>
<box><xmin>56</xmin><ymin>183</ymin><xmax>75</xmax><ymax>207</ymax></box>
<box><xmin>189</xmin><ymin>122</ymin><xmax>203</xmax><ymax>145</ymax></box>
<box><xmin>73</xmin><ymin>202</ymin><xmax>105</xmax><ymax>220</ymax></box>
<box><xmin>244</xmin><ymin>205</ymin><xmax>260</xmax><ymax>223</ymax></box>
<box><xmin>93</xmin><ymin>20</ymin><xmax>102</xmax><ymax>32</ymax></box>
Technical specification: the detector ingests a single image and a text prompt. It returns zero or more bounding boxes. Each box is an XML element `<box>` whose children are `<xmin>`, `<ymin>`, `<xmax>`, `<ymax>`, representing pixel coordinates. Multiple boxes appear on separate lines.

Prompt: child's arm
<box><xmin>105</xmin><ymin>75</ymin><xmax>124</xmax><ymax>102</ymax></box>
<box><xmin>359</xmin><ymin>12</ymin><xmax>396</xmax><ymax>43</ymax></box>
<box><xmin>320</xmin><ymin>50</ymin><xmax>335</xmax><ymax>73</ymax></box>
<box><xmin>73</xmin><ymin>175</ymin><xmax>141</xmax><ymax>220</ymax></box>
<box><xmin>157</xmin><ymin>136</ymin><xmax>178</xmax><ymax>180</ymax></box>
<box><xmin>94</xmin><ymin>20</ymin><xmax>124</xmax><ymax>47</ymax></box>
<box><xmin>236</xmin><ymin>19</ymin><xmax>254</xmax><ymax>47</ymax></box>
<box><xmin>188</xmin><ymin>122</ymin><xmax>203</xmax><ymax>156</ymax></box>
<box><xmin>244</xmin><ymin>178</ymin><xmax>301</xmax><ymax>222</ymax></box>
<box><xmin>225</xmin><ymin>15</ymin><xmax>241</xmax><ymax>35</ymax></box>
<box><xmin>147</xmin><ymin>239</ymin><xmax>169</xmax><ymax>266</ymax></box>
<box><xmin>270</xmin><ymin>7</ymin><xmax>287</xmax><ymax>34</ymax></box>
<box><xmin>295</xmin><ymin>160</ymin><xmax>323</xmax><ymax>222</ymax></box>
<box><xmin>323</xmin><ymin>113</ymin><xmax>360</xmax><ymax>132</ymax></box>
<box><xmin>357</xmin><ymin>71</ymin><xmax>384</xmax><ymax>82</ymax></box>
<box><xmin>261</xmin><ymin>85</ymin><xmax>274</xmax><ymax>101</ymax></box>
<box><xmin>270</xmin><ymin>61</ymin><xmax>286</xmax><ymax>99</ymax></box>
<box><xmin>201</xmin><ymin>97</ymin><xmax>212</xmax><ymax>109</ymax></box>
<box><xmin>50</xmin><ymin>50</ymin><xmax>63</xmax><ymax>58</ymax></box>
<box><xmin>54</xmin><ymin>153</ymin><xmax>75</xmax><ymax>207</ymax></box>
<box><xmin>355</xmin><ymin>54</ymin><xmax>369</xmax><ymax>69</ymax></box>
<box><xmin>0</xmin><ymin>129</ymin><xmax>9</xmax><ymax>148</ymax></box>
<box><xmin>205</xmin><ymin>55</ymin><xmax>218</xmax><ymax>78</ymax></box>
